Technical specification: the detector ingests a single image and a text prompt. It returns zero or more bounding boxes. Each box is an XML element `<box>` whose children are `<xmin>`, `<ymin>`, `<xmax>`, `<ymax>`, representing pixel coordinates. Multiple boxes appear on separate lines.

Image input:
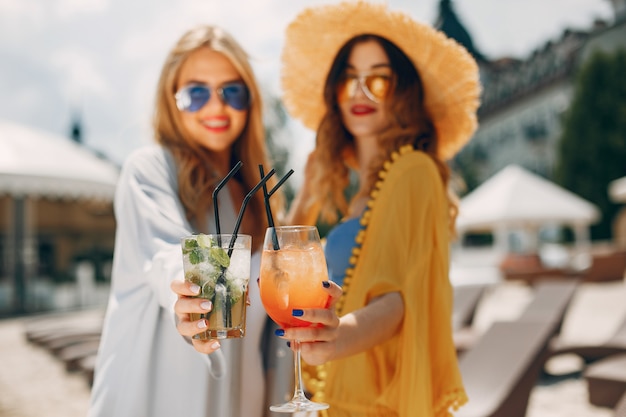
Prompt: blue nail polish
<box><xmin>322</xmin><ymin>281</ymin><xmax>330</xmax><ymax>288</ymax></box>
<box><xmin>275</xmin><ymin>329</ymin><xmax>285</xmax><ymax>336</ymax></box>
<box><xmin>292</xmin><ymin>309</ymin><xmax>304</xmax><ymax>317</ymax></box>
<box><xmin>286</xmin><ymin>341</ymin><xmax>291</xmax><ymax>348</ymax></box>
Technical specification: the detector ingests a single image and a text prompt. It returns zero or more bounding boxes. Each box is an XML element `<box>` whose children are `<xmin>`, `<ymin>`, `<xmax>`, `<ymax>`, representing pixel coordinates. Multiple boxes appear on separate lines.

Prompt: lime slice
<box><xmin>202</xmin><ymin>280</ymin><xmax>215</xmax><ymax>300</ymax></box>
<box><xmin>197</xmin><ymin>234</ymin><xmax>214</xmax><ymax>248</ymax></box>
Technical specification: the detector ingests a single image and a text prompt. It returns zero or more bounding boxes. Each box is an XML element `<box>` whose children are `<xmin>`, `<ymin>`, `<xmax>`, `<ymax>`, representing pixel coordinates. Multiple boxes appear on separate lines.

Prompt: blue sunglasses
<box><xmin>175</xmin><ymin>82</ymin><xmax>250</xmax><ymax>112</ymax></box>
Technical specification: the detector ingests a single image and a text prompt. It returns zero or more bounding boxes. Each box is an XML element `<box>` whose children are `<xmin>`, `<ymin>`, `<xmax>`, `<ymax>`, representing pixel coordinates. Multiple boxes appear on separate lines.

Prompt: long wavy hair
<box><xmin>310</xmin><ymin>34</ymin><xmax>458</xmax><ymax>233</ymax></box>
<box><xmin>152</xmin><ymin>25</ymin><xmax>282</xmax><ymax>247</ymax></box>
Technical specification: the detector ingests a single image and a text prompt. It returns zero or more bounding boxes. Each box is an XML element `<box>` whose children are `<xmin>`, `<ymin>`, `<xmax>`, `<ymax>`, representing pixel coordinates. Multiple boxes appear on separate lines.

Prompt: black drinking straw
<box><xmin>227</xmin><ymin>168</ymin><xmax>276</xmax><ymax>256</ymax></box>
<box><xmin>212</xmin><ymin>161</ymin><xmax>243</xmax><ymax>246</ymax></box>
<box><xmin>269</xmin><ymin>169</ymin><xmax>295</xmax><ymax>200</ymax></box>
<box><xmin>209</xmin><ymin>163</ymin><xmax>274</xmax><ymax>329</ymax></box>
<box><xmin>259</xmin><ymin>165</ymin><xmax>294</xmax><ymax>250</ymax></box>
<box><xmin>259</xmin><ymin>165</ymin><xmax>275</xmax><ymax>227</ymax></box>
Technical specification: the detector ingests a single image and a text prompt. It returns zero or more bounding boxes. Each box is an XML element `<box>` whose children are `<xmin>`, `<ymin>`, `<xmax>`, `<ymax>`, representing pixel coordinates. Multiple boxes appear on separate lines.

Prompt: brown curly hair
<box><xmin>152</xmin><ymin>25</ymin><xmax>283</xmax><ymax>247</ymax></box>
<box><xmin>310</xmin><ymin>34</ymin><xmax>458</xmax><ymax>232</ymax></box>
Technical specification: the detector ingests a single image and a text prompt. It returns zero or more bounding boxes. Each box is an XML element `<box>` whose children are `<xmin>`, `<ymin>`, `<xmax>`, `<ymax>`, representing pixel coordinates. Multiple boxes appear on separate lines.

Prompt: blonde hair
<box><xmin>152</xmin><ymin>25</ymin><xmax>282</xmax><ymax>246</ymax></box>
<box><xmin>309</xmin><ymin>35</ymin><xmax>458</xmax><ymax>234</ymax></box>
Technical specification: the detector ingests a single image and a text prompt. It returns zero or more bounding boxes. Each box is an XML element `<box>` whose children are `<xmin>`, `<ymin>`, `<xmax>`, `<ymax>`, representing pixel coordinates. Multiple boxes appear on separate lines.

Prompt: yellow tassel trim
<box><xmin>306</xmin><ymin>146</ymin><xmax>418</xmax><ymax>407</ymax></box>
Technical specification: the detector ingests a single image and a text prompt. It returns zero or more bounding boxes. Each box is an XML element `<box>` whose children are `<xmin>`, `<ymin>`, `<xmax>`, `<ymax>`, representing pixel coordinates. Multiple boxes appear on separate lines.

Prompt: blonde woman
<box><xmin>279</xmin><ymin>2</ymin><xmax>481</xmax><ymax>416</ymax></box>
<box><xmin>89</xmin><ymin>25</ymin><xmax>282</xmax><ymax>417</ymax></box>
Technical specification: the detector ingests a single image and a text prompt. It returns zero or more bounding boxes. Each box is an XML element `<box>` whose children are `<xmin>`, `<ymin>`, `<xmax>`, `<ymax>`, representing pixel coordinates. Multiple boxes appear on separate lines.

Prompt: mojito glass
<box><xmin>181</xmin><ymin>233</ymin><xmax>252</xmax><ymax>339</ymax></box>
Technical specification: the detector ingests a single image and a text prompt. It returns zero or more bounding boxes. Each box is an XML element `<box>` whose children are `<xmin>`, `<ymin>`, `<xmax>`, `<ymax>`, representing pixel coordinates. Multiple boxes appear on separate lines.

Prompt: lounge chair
<box><xmin>584</xmin><ymin>352</ymin><xmax>626</xmax><ymax>408</ymax></box>
<box><xmin>42</xmin><ymin>332</ymin><xmax>101</xmax><ymax>354</ymax></box>
<box><xmin>453</xmin><ymin>284</ymin><xmax>487</xmax><ymax>331</ymax></box>
<box><xmin>583</xmin><ymin>247</ymin><xmax>626</xmax><ymax>282</ymax></box>
<box><xmin>455</xmin><ymin>279</ymin><xmax>578</xmax><ymax>417</ymax></box>
<box><xmin>456</xmin><ymin>320</ymin><xmax>556</xmax><ymax>417</ymax></box>
<box><xmin>23</xmin><ymin>309</ymin><xmax>104</xmax><ymax>386</ymax></box>
<box><xmin>79</xmin><ymin>354</ymin><xmax>98</xmax><ymax>387</ymax></box>
<box><xmin>516</xmin><ymin>279</ymin><xmax>578</xmax><ymax>331</ymax></box>
<box><xmin>452</xmin><ymin>284</ymin><xmax>487</xmax><ymax>355</ymax></box>
<box><xmin>547</xmin><ymin>310</ymin><xmax>626</xmax><ymax>368</ymax></box>
<box><xmin>58</xmin><ymin>338</ymin><xmax>102</xmax><ymax>372</ymax></box>
<box><xmin>25</xmin><ymin>322</ymin><xmax>102</xmax><ymax>345</ymax></box>
<box><xmin>455</xmin><ymin>279</ymin><xmax>577</xmax><ymax>358</ymax></box>
<box><xmin>615</xmin><ymin>389</ymin><xmax>626</xmax><ymax>417</ymax></box>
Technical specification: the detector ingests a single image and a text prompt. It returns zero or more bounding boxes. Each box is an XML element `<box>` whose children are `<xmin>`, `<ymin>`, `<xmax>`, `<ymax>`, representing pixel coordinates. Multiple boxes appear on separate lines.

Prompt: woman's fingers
<box><xmin>174</xmin><ymin>297</ymin><xmax>213</xmax><ymax>315</ymax></box>
<box><xmin>176</xmin><ymin>313</ymin><xmax>210</xmax><ymax>338</ymax></box>
<box><xmin>171</xmin><ymin>279</ymin><xmax>214</xmax><ymax>339</ymax></box>
<box><xmin>294</xmin><ymin>307</ymin><xmax>340</xmax><ymax>328</ymax></box>
<box><xmin>190</xmin><ymin>338</ymin><xmax>222</xmax><ymax>354</ymax></box>
<box><xmin>323</xmin><ymin>280</ymin><xmax>343</xmax><ymax>308</ymax></box>
<box><xmin>174</xmin><ymin>299</ymin><xmax>211</xmax><ymax>336</ymax></box>
<box><xmin>171</xmin><ymin>279</ymin><xmax>201</xmax><ymax>297</ymax></box>
<box><xmin>299</xmin><ymin>341</ymin><xmax>335</xmax><ymax>366</ymax></box>
<box><xmin>275</xmin><ymin>281</ymin><xmax>342</xmax><ymax>340</ymax></box>
<box><xmin>282</xmin><ymin>324</ymin><xmax>336</xmax><ymax>343</ymax></box>
<box><xmin>171</xmin><ymin>280</ymin><xmax>221</xmax><ymax>354</ymax></box>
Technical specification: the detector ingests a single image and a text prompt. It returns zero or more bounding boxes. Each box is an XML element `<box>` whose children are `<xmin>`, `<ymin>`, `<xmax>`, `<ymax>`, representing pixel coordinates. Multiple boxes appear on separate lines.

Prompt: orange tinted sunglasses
<box><xmin>337</xmin><ymin>73</ymin><xmax>392</xmax><ymax>103</ymax></box>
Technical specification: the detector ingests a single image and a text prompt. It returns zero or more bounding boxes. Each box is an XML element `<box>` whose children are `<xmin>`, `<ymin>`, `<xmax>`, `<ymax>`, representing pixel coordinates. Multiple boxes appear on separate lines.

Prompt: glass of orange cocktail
<box><xmin>259</xmin><ymin>225</ymin><xmax>330</xmax><ymax>413</ymax></box>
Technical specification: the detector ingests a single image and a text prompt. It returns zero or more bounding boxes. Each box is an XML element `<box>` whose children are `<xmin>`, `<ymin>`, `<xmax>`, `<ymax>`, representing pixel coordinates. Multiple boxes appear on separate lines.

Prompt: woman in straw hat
<box><xmin>278</xmin><ymin>1</ymin><xmax>481</xmax><ymax>416</ymax></box>
<box><xmin>89</xmin><ymin>25</ymin><xmax>285</xmax><ymax>417</ymax></box>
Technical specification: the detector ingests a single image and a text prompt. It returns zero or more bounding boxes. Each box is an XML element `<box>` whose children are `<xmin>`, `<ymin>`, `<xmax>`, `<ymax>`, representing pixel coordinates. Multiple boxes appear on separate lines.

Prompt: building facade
<box><xmin>437</xmin><ymin>0</ymin><xmax>626</xmax><ymax>184</ymax></box>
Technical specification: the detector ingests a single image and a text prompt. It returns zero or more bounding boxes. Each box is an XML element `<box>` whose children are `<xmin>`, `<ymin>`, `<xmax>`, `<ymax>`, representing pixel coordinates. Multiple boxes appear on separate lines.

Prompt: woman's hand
<box><xmin>277</xmin><ymin>289</ymin><xmax>404</xmax><ymax>366</ymax></box>
<box><xmin>277</xmin><ymin>281</ymin><xmax>343</xmax><ymax>366</ymax></box>
<box><xmin>171</xmin><ymin>280</ymin><xmax>221</xmax><ymax>354</ymax></box>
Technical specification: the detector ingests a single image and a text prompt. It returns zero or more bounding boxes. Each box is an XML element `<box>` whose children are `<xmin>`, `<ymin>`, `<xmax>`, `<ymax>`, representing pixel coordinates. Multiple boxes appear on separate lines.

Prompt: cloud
<box><xmin>455</xmin><ymin>0</ymin><xmax>613</xmax><ymax>58</ymax></box>
<box><xmin>0</xmin><ymin>0</ymin><xmax>616</xmax><ymax>167</ymax></box>
<box><xmin>0</xmin><ymin>0</ymin><xmax>46</xmax><ymax>41</ymax></box>
<box><xmin>49</xmin><ymin>47</ymin><xmax>109</xmax><ymax>100</ymax></box>
<box><xmin>0</xmin><ymin>51</ymin><xmax>71</xmax><ymax>135</ymax></box>
<box><xmin>53</xmin><ymin>0</ymin><xmax>109</xmax><ymax>19</ymax></box>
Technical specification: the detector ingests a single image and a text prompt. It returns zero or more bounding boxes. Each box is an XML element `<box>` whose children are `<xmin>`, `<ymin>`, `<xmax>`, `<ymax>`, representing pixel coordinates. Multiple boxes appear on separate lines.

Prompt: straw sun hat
<box><xmin>281</xmin><ymin>0</ymin><xmax>482</xmax><ymax>160</ymax></box>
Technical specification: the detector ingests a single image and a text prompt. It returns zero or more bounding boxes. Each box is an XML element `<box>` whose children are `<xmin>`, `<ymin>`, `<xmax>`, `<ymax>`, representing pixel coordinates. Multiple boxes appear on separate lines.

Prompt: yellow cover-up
<box><xmin>308</xmin><ymin>147</ymin><xmax>467</xmax><ymax>417</ymax></box>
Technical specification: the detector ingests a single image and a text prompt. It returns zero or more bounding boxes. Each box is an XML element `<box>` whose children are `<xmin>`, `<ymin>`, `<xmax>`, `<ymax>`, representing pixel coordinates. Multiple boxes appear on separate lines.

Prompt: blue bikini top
<box><xmin>324</xmin><ymin>217</ymin><xmax>363</xmax><ymax>287</ymax></box>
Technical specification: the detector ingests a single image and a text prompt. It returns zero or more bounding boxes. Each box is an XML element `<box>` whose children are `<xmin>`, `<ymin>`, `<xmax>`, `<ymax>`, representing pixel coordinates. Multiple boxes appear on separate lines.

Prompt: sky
<box><xmin>0</xmin><ymin>0</ymin><xmax>615</xmax><ymax>175</ymax></box>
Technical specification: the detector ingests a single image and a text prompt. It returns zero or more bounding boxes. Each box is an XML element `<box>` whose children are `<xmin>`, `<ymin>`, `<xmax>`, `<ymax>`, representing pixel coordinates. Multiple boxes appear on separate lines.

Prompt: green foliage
<box><xmin>264</xmin><ymin>95</ymin><xmax>295</xmax><ymax>203</ymax></box>
<box><xmin>315</xmin><ymin>170</ymin><xmax>360</xmax><ymax>238</ymax></box>
<box><xmin>450</xmin><ymin>153</ymin><xmax>481</xmax><ymax>197</ymax></box>
<box><xmin>556</xmin><ymin>49</ymin><xmax>626</xmax><ymax>240</ymax></box>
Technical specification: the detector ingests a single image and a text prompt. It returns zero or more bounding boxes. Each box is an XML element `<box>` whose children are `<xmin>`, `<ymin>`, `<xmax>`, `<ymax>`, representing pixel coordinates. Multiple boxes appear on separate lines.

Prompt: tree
<box><xmin>556</xmin><ymin>49</ymin><xmax>626</xmax><ymax>241</ymax></box>
<box><xmin>450</xmin><ymin>149</ymin><xmax>482</xmax><ymax>197</ymax></box>
<box><xmin>264</xmin><ymin>94</ymin><xmax>295</xmax><ymax>204</ymax></box>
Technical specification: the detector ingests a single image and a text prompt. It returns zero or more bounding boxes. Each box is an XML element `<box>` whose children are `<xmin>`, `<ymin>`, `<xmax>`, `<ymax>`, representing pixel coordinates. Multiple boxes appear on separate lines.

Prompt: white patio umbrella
<box><xmin>609</xmin><ymin>176</ymin><xmax>626</xmax><ymax>203</ymax></box>
<box><xmin>0</xmin><ymin>119</ymin><xmax>119</xmax><ymax>200</ymax></box>
<box><xmin>456</xmin><ymin>165</ymin><xmax>600</xmax><ymax>256</ymax></box>
<box><xmin>0</xmin><ymin>119</ymin><xmax>120</xmax><ymax>312</ymax></box>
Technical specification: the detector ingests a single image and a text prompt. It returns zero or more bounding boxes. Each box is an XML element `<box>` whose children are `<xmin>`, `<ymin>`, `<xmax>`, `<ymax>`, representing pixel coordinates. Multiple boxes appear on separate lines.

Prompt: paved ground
<box><xmin>0</xmin><ymin>279</ymin><xmax>624</xmax><ymax>417</ymax></box>
<box><xmin>0</xmin><ymin>308</ymin><xmax>102</xmax><ymax>417</ymax></box>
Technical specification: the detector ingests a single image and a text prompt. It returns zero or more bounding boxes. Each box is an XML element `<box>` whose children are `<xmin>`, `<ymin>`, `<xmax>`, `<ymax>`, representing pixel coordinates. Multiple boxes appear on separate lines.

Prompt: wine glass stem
<box><xmin>291</xmin><ymin>340</ymin><xmax>308</xmax><ymax>402</ymax></box>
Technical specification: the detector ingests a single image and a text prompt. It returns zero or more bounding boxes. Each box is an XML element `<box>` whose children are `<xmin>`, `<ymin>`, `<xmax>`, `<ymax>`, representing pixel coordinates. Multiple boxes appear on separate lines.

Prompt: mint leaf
<box><xmin>182</xmin><ymin>238</ymin><xmax>199</xmax><ymax>255</ymax></box>
<box><xmin>184</xmin><ymin>238</ymin><xmax>198</xmax><ymax>249</ymax></box>
<box><xmin>189</xmin><ymin>247</ymin><xmax>204</xmax><ymax>264</ymax></box>
<box><xmin>209</xmin><ymin>247</ymin><xmax>230</xmax><ymax>268</ymax></box>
